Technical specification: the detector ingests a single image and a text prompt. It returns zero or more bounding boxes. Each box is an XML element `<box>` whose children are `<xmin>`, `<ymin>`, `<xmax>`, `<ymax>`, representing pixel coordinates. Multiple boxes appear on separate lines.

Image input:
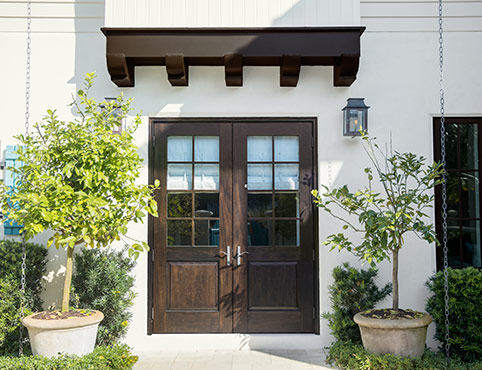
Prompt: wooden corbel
<box><xmin>334</xmin><ymin>54</ymin><xmax>360</xmax><ymax>87</ymax></box>
<box><xmin>224</xmin><ymin>54</ymin><xmax>243</xmax><ymax>87</ymax></box>
<box><xmin>166</xmin><ymin>55</ymin><xmax>188</xmax><ymax>86</ymax></box>
<box><xmin>106</xmin><ymin>53</ymin><xmax>134</xmax><ymax>87</ymax></box>
<box><xmin>280</xmin><ymin>55</ymin><xmax>301</xmax><ymax>87</ymax></box>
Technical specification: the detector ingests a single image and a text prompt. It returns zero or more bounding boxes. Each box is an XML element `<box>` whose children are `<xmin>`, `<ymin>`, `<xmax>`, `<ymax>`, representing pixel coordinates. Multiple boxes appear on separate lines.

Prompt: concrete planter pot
<box><xmin>354</xmin><ymin>311</ymin><xmax>432</xmax><ymax>358</ymax></box>
<box><xmin>22</xmin><ymin>310</ymin><xmax>104</xmax><ymax>358</ymax></box>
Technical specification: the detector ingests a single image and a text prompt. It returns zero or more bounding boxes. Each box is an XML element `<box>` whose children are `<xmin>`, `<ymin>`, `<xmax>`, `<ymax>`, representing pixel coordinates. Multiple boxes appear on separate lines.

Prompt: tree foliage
<box><xmin>312</xmin><ymin>133</ymin><xmax>443</xmax><ymax>309</ymax></box>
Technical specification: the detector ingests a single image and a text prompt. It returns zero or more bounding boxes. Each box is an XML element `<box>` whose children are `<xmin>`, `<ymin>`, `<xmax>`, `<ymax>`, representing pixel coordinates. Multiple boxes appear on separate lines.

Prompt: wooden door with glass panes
<box><xmin>151</xmin><ymin>119</ymin><xmax>315</xmax><ymax>333</ymax></box>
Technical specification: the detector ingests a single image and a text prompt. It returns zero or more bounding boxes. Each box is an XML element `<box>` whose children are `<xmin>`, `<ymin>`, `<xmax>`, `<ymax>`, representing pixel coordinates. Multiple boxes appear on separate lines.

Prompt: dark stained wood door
<box><xmin>152</xmin><ymin>122</ymin><xmax>233</xmax><ymax>333</ymax></box>
<box><xmin>232</xmin><ymin>122</ymin><xmax>315</xmax><ymax>333</ymax></box>
<box><xmin>151</xmin><ymin>119</ymin><xmax>315</xmax><ymax>334</ymax></box>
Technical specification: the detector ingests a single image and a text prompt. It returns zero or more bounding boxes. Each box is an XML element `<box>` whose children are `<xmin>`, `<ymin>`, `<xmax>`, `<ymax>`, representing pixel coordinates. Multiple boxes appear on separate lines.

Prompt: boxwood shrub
<box><xmin>326</xmin><ymin>341</ymin><xmax>482</xmax><ymax>370</ymax></box>
<box><xmin>322</xmin><ymin>263</ymin><xmax>391</xmax><ymax>344</ymax></box>
<box><xmin>0</xmin><ymin>344</ymin><xmax>137</xmax><ymax>370</ymax></box>
<box><xmin>426</xmin><ymin>267</ymin><xmax>482</xmax><ymax>362</ymax></box>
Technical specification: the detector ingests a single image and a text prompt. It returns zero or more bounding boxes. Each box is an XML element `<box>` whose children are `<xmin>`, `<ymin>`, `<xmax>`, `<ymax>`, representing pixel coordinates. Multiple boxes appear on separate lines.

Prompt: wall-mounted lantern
<box><xmin>101</xmin><ymin>98</ymin><xmax>124</xmax><ymax>134</ymax></box>
<box><xmin>342</xmin><ymin>98</ymin><xmax>369</xmax><ymax>137</ymax></box>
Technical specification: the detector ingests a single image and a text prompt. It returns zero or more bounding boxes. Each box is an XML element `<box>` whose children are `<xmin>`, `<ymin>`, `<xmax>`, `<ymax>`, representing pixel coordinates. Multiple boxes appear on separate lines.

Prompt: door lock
<box><xmin>234</xmin><ymin>245</ymin><xmax>249</xmax><ymax>266</ymax></box>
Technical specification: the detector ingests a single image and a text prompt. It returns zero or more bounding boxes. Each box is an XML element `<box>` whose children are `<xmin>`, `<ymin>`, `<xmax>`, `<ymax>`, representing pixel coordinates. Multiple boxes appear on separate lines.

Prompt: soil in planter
<box><xmin>362</xmin><ymin>308</ymin><xmax>425</xmax><ymax>320</ymax></box>
<box><xmin>32</xmin><ymin>309</ymin><xmax>94</xmax><ymax>320</ymax></box>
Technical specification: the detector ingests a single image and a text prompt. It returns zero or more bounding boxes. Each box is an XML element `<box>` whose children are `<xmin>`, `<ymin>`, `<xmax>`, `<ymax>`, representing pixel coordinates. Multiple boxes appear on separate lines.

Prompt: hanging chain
<box><xmin>438</xmin><ymin>0</ymin><xmax>451</xmax><ymax>361</ymax></box>
<box><xmin>19</xmin><ymin>0</ymin><xmax>32</xmax><ymax>357</ymax></box>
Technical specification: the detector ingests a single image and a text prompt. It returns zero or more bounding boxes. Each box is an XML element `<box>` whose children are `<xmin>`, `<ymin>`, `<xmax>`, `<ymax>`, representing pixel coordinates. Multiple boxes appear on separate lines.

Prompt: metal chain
<box><xmin>438</xmin><ymin>0</ymin><xmax>451</xmax><ymax>361</ymax></box>
<box><xmin>19</xmin><ymin>0</ymin><xmax>32</xmax><ymax>357</ymax></box>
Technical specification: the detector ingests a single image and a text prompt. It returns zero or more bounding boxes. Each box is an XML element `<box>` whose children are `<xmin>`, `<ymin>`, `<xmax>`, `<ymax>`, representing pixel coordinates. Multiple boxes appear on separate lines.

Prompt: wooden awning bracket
<box><xmin>101</xmin><ymin>27</ymin><xmax>365</xmax><ymax>88</ymax></box>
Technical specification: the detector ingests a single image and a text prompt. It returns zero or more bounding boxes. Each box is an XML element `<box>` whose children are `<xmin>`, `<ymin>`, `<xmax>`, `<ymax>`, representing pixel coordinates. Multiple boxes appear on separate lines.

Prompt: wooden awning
<box><xmin>101</xmin><ymin>27</ymin><xmax>365</xmax><ymax>88</ymax></box>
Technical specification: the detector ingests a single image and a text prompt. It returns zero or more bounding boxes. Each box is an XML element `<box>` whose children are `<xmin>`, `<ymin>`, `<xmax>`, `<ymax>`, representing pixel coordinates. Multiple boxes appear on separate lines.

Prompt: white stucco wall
<box><xmin>1</xmin><ymin>0</ymin><xmax>482</xmax><ymax>351</ymax></box>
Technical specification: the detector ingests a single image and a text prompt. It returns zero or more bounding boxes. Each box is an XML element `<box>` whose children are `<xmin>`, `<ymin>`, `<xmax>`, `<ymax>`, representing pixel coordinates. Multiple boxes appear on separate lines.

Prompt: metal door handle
<box><xmin>235</xmin><ymin>245</ymin><xmax>249</xmax><ymax>266</ymax></box>
<box><xmin>219</xmin><ymin>245</ymin><xmax>231</xmax><ymax>266</ymax></box>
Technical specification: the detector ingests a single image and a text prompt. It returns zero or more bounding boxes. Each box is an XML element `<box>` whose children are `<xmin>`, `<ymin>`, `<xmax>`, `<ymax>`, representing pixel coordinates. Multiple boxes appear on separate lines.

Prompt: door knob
<box><xmin>234</xmin><ymin>245</ymin><xmax>249</xmax><ymax>266</ymax></box>
<box><xmin>219</xmin><ymin>246</ymin><xmax>231</xmax><ymax>266</ymax></box>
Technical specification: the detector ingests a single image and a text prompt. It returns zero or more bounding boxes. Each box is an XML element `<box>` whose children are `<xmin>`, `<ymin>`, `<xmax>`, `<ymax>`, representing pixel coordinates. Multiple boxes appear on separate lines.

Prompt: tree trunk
<box><xmin>392</xmin><ymin>248</ymin><xmax>399</xmax><ymax>310</ymax></box>
<box><xmin>61</xmin><ymin>246</ymin><xmax>74</xmax><ymax>312</ymax></box>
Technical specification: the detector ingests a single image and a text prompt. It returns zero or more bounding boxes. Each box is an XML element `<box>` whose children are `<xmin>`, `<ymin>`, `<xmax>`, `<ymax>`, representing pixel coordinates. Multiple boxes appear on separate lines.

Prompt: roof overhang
<box><xmin>101</xmin><ymin>27</ymin><xmax>366</xmax><ymax>88</ymax></box>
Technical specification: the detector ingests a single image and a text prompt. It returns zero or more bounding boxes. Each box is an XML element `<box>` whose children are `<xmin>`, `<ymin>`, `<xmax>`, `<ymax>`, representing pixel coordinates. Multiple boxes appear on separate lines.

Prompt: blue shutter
<box><xmin>4</xmin><ymin>145</ymin><xmax>22</xmax><ymax>235</ymax></box>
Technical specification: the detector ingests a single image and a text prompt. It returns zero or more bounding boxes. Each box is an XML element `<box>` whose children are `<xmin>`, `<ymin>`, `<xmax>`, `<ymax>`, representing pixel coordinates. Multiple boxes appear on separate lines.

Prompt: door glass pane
<box><xmin>461</xmin><ymin>172</ymin><xmax>480</xmax><ymax>219</ymax></box>
<box><xmin>446</xmin><ymin>172</ymin><xmax>459</xmax><ymax>218</ymax></box>
<box><xmin>167</xmin><ymin>164</ymin><xmax>192</xmax><ymax>190</ymax></box>
<box><xmin>275</xmin><ymin>136</ymin><xmax>299</xmax><ymax>162</ymax></box>
<box><xmin>462</xmin><ymin>220</ymin><xmax>481</xmax><ymax>268</ymax></box>
<box><xmin>274</xmin><ymin>220</ymin><xmax>299</xmax><ymax>246</ymax></box>
<box><xmin>248</xmin><ymin>136</ymin><xmax>272</xmax><ymax>162</ymax></box>
<box><xmin>167</xmin><ymin>193</ymin><xmax>192</xmax><ymax>217</ymax></box>
<box><xmin>274</xmin><ymin>192</ymin><xmax>299</xmax><ymax>217</ymax></box>
<box><xmin>195</xmin><ymin>220</ymin><xmax>219</xmax><ymax>246</ymax></box>
<box><xmin>167</xmin><ymin>220</ymin><xmax>192</xmax><ymax>246</ymax></box>
<box><xmin>168</xmin><ymin>136</ymin><xmax>192</xmax><ymax>162</ymax></box>
<box><xmin>444</xmin><ymin>125</ymin><xmax>458</xmax><ymax>170</ymax></box>
<box><xmin>275</xmin><ymin>164</ymin><xmax>299</xmax><ymax>190</ymax></box>
<box><xmin>194</xmin><ymin>164</ymin><xmax>219</xmax><ymax>190</ymax></box>
<box><xmin>248</xmin><ymin>164</ymin><xmax>272</xmax><ymax>190</ymax></box>
<box><xmin>195</xmin><ymin>193</ymin><xmax>219</xmax><ymax>217</ymax></box>
<box><xmin>248</xmin><ymin>193</ymin><xmax>272</xmax><ymax>217</ymax></box>
<box><xmin>195</xmin><ymin>136</ymin><xmax>219</xmax><ymax>162</ymax></box>
<box><xmin>248</xmin><ymin>220</ymin><xmax>272</xmax><ymax>246</ymax></box>
<box><xmin>460</xmin><ymin>124</ymin><xmax>478</xmax><ymax>170</ymax></box>
<box><xmin>447</xmin><ymin>220</ymin><xmax>461</xmax><ymax>268</ymax></box>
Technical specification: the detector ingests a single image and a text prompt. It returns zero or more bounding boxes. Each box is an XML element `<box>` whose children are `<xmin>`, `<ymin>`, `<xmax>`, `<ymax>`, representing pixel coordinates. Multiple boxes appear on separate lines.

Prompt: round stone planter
<box><xmin>22</xmin><ymin>310</ymin><xmax>104</xmax><ymax>358</ymax></box>
<box><xmin>353</xmin><ymin>311</ymin><xmax>432</xmax><ymax>358</ymax></box>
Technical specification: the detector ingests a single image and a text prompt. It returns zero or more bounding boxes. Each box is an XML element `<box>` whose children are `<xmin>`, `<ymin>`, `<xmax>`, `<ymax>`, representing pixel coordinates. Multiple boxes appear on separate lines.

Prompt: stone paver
<box><xmin>133</xmin><ymin>350</ymin><xmax>334</xmax><ymax>370</ymax></box>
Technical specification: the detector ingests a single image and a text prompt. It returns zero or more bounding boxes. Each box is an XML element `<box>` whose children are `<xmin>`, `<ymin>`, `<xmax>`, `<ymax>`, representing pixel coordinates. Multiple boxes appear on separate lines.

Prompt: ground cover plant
<box><xmin>72</xmin><ymin>248</ymin><xmax>136</xmax><ymax>345</ymax></box>
<box><xmin>0</xmin><ymin>344</ymin><xmax>137</xmax><ymax>370</ymax></box>
<box><xmin>323</xmin><ymin>263</ymin><xmax>391</xmax><ymax>344</ymax></box>
<box><xmin>326</xmin><ymin>340</ymin><xmax>482</xmax><ymax>370</ymax></box>
<box><xmin>426</xmin><ymin>267</ymin><xmax>482</xmax><ymax>362</ymax></box>
<box><xmin>0</xmin><ymin>73</ymin><xmax>159</xmax><ymax>314</ymax></box>
<box><xmin>0</xmin><ymin>240</ymin><xmax>47</xmax><ymax>355</ymax></box>
<box><xmin>312</xmin><ymin>133</ymin><xmax>443</xmax><ymax>311</ymax></box>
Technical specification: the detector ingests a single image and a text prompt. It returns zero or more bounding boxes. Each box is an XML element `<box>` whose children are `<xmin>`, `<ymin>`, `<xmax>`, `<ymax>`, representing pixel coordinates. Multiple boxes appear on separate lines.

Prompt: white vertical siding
<box><xmin>104</xmin><ymin>0</ymin><xmax>361</xmax><ymax>27</ymax></box>
<box><xmin>0</xmin><ymin>0</ymin><xmax>104</xmax><ymax>33</ymax></box>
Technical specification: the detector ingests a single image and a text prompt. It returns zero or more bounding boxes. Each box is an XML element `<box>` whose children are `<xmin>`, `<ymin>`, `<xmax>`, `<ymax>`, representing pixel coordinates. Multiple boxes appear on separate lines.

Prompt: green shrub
<box><xmin>326</xmin><ymin>340</ymin><xmax>482</xmax><ymax>370</ymax></box>
<box><xmin>72</xmin><ymin>248</ymin><xmax>136</xmax><ymax>346</ymax></box>
<box><xmin>426</xmin><ymin>267</ymin><xmax>482</xmax><ymax>362</ymax></box>
<box><xmin>0</xmin><ymin>344</ymin><xmax>138</xmax><ymax>370</ymax></box>
<box><xmin>322</xmin><ymin>263</ymin><xmax>391</xmax><ymax>344</ymax></box>
<box><xmin>0</xmin><ymin>240</ymin><xmax>47</xmax><ymax>355</ymax></box>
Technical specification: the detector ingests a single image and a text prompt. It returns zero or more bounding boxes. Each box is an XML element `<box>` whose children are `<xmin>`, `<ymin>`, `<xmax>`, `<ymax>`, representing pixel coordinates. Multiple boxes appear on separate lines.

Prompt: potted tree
<box><xmin>312</xmin><ymin>133</ymin><xmax>443</xmax><ymax>358</ymax></box>
<box><xmin>0</xmin><ymin>73</ymin><xmax>159</xmax><ymax>357</ymax></box>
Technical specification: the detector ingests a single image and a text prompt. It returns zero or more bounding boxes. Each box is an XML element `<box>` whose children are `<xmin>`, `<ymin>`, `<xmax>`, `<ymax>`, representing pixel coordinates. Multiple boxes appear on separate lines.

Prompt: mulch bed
<box><xmin>362</xmin><ymin>308</ymin><xmax>425</xmax><ymax>320</ymax></box>
<box><xmin>32</xmin><ymin>309</ymin><xmax>94</xmax><ymax>320</ymax></box>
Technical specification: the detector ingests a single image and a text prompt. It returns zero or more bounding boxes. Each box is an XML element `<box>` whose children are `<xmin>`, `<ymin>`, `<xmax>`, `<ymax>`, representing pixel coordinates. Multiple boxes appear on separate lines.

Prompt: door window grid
<box><xmin>166</xmin><ymin>136</ymin><xmax>220</xmax><ymax>247</ymax></box>
<box><xmin>247</xmin><ymin>136</ymin><xmax>301</xmax><ymax>247</ymax></box>
<box><xmin>435</xmin><ymin>121</ymin><xmax>482</xmax><ymax>268</ymax></box>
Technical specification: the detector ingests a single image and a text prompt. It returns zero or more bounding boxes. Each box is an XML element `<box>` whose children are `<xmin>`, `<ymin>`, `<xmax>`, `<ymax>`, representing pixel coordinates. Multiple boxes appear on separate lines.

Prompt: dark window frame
<box><xmin>433</xmin><ymin>117</ymin><xmax>482</xmax><ymax>270</ymax></box>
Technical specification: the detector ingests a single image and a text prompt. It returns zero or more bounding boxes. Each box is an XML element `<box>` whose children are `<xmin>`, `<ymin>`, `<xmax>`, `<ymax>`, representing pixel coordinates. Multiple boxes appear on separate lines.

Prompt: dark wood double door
<box><xmin>151</xmin><ymin>119</ymin><xmax>316</xmax><ymax>333</ymax></box>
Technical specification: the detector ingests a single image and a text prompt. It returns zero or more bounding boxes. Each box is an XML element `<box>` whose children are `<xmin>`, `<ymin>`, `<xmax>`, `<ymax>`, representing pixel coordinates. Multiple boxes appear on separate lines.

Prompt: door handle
<box><xmin>234</xmin><ymin>245</ymin><xmax>249</xmax><ymax>266</ymax></box>
<box><xmin>219</xmin><ymin>245</ymin><xmax>231</xmax><ymax>266</ymax></box>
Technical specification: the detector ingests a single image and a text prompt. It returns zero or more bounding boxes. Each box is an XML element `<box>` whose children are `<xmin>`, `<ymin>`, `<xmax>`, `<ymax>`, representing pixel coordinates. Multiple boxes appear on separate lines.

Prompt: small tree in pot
<box><xmin>312</xmin><ymin>133</ymin><xmax>443</xmax><ymax>358</ymax></box>
<box><xmin>0</xmin><ymin>73</ymin><xmax>159</xmax><ymax>357</ymax></box>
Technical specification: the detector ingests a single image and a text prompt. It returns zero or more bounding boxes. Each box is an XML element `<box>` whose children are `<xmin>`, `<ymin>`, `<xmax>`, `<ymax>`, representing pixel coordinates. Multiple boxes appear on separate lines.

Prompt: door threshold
<box><xmin>128</xmin><ymin>333</ymin><xmax>324</xmax><ymax>352</ymax></box>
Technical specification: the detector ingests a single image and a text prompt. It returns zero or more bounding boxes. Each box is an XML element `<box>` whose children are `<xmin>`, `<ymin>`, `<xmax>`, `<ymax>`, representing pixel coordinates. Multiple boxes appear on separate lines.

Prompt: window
<box><xmin>434</xmin><ymin>117</ymin><xmax>482</xmax><ymax>269</ymax></box>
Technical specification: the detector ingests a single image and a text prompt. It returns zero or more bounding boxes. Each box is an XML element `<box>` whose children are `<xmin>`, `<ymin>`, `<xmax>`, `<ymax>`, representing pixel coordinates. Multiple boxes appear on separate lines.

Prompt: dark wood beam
<box><xmin>166</xmin><ymin>54</ymin><xmax>188</xmax><ymax>86</ymax></box>
<box><xmin>102</xmin><ymin>27</ymin><xmax>365</xmax><ymax>88</ymax></box>
<box><xmin>224</xmin><ymin>53</ymin><xmax>243</xmax><ymax>86</ymax></box>
<box><xmin>280</xmin><ymin>55</ymin><xmax>301</xmax><ymax>87</ymax></box>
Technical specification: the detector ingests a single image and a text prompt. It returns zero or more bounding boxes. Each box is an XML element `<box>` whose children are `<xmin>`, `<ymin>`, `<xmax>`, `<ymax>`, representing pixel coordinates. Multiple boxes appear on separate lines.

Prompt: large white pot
<box><xmin>22</xmin><ymin>310</ymin><xmax>104</xmax><ymax>358</ymax></box>
<box><xmin>354</xmin><ymin>311</ymin><xmax>432</xmax><ymax>358</ymax></box>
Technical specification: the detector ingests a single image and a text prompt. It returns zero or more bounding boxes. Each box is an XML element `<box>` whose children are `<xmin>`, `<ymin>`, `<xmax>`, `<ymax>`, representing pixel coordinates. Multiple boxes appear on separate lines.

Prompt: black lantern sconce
<box><xmin>342</xmin><ymin>98</ymin><xmax>369</xmax><ymax>137</ymax></box>
<box><xmin>101</xmin><ymin>98</ymin><xmax>124</xmax><ymax>134</ymax></box>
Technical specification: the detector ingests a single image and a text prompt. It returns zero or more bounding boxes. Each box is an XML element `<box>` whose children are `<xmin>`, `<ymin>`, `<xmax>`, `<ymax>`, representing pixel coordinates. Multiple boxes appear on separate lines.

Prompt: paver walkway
<box><xmin>133</xmin><ymin>349</ymin><xmax>334</xmax><ymax>370</ymax></box>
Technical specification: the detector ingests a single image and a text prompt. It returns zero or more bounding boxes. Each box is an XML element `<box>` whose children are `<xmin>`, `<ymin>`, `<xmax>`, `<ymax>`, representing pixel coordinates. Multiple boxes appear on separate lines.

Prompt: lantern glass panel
<box><xmin>349</xmin><ymin>109</ymin><xmax>364</xmax><ymax>134</ymax></box>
